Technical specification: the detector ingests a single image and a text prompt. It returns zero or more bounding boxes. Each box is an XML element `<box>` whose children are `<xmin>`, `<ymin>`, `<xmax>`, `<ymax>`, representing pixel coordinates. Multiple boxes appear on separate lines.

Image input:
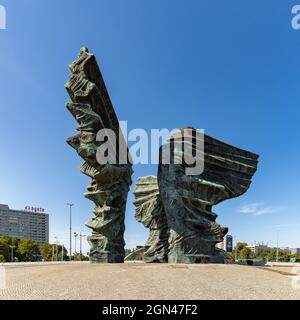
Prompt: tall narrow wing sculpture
<box><xmin>135</xmin><ymin>128</ymin><xmax>258</xmax><ymax>263</ymax></box>
<box><xmin>65</xmin><ymin>48</ymin><xmax>133</xmax><ymax>263</ymax></box>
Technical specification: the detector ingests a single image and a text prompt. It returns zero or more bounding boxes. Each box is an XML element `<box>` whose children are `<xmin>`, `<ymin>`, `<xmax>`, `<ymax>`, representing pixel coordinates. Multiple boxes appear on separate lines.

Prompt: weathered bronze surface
<box><xmin>135</xmin><ymin>128</ymin><xmax>258</xmax><ymax>263</ymax></box>
<box><xmin>65</xmin><ymin>48</ymin><xmax>133</xmax><ymax>263</ymax></box>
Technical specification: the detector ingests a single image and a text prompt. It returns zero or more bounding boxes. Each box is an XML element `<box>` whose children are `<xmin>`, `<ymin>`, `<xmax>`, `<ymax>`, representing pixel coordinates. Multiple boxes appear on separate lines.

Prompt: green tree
<box><xmin>232</xmin><ymin>242</ymin><xmax>249</xmax><ymax>260</ymax></box>
<box><xmin>41</xmin><ymin>243</ymin><xmax>68</xmax><ymax>261</ymax></box>
<box><xmin>236</xmin><ymin>242</ymin><xmax>248</xmax><ymax>251</ymax></box>
<box><xmin>81</xmin><ymin>254</ymin><xmax>90</xmax><ymax>261</ymax></box>
<box><xmin>258</xmin><ymin>249</ymin><xmax>270</xmax><ymax>260</ymax></box>
<box><xmin>0</xmin><ymin>236</ymin><xmax>20</xmax><ymax>261</ymax></box>
<box><xmin>266</xmin><ymin>249</ymin><xmax>277</xmax><ymax>262</ymax></box>
<box><xmin>239</xmin><ymin>247</ymin><xmax>251</xmax><ymax>259</ymax></box>
<box><xmin>57</xmin><ymin>245</ymin><xmax>68</xmax><ymax>261</ymax></box>
<box><xmin>41</xmin><ymin>243</ymin><xmax>52</xmax><ymax>261</ymax></box>
<box><xmin>0</xmin><ymin>254</ymin><xmax>5</xmax><ymax>263</ymax></box>
<box><xmin>17</xmin><ymin>239</ymin><xmax>38</xmax><ymax>261</ymax></box>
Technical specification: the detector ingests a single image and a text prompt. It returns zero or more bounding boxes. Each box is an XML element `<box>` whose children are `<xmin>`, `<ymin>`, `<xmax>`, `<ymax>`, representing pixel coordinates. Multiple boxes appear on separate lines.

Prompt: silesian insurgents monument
<box><xmin>66</xmin><ymin>49</ymin><xmax>258</xmax><ymax>264</ymax></box>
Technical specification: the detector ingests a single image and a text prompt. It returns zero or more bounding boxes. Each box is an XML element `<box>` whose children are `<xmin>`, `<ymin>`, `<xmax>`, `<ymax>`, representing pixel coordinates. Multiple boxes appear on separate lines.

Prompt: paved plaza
<box><xmin>0</xmin><ymin>262</ymin><xmax>300</xmax><ymax>300</ymax></box>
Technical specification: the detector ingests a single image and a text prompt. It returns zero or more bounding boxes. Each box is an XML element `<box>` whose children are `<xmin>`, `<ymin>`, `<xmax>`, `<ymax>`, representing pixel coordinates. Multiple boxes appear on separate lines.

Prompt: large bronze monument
<box><xmin>65</xmin><ymin>48</ymin><xmax>133</xmax><ymax>263</ymax></box>
<box><xmin>66</xmin><ymin>49</ymin><xmax>258</xmax><ymax>264</ymax></box>
<box><xmin>134</xmin><ymin>128</ymin><xmax>258</xmax><ymax>263</ymax></box>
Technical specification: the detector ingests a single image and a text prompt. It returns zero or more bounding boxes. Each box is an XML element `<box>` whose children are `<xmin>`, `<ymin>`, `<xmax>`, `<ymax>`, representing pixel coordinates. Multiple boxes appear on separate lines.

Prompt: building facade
<box><xmin>290</xmin><ymin>248</ymin><xmax>300</xmax><ymax>255</ymax></box>
<box><xmin>246</xmin><ymin>244</ymin><xmax>270</xmax><ymax>256</ymax></box>
<box><xmin>0</xmin><ymin>204</ymin><xmax>49</xmax><ymax>243</ymax></box>
<box><xmin>216</xmin><ymin>235</ymin><xmax>233</xmax><ymax>252</ymax></box>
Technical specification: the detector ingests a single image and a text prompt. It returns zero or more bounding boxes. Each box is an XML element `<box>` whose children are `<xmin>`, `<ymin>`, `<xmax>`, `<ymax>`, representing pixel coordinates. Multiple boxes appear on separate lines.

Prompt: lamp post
<box><xmin>54</xmin><ymin>236</ymin><xmax>58</xmax><ymax>261</ymax></box>
<box><xmin>61</xmin><ymin>244</ymin><xmax>64</xmax><ymax>261</ymax></box>
<box><xmin>51</xmin><ymin>245</ymin><xmax>55</xmax><ymax>262</ymax></box>
<box><xmin>74</xmin><ymin>232</ymin><xmax>78</xmax><ymax>260</ymax></box>
<box><xmin>67</xmin><ymin>203</ymin><xmax>74</xmax><ymax>261</ymax></box>
<box><xmin>233</xmin><ymin>236</ymin><xmax>238</xmax><ymax>261</ymax></box>
<box><xmin>56</xmin><ymin>240</ymin><xmax>64</xmax><ymax>262</ymax></box>
<box><xmin>8</xmin><ymin>245</ymin><xmax>16</xmax><ymax>263</ymax></box>
<box><xmin>79</xmin><ymin>232</ymin><xmax>86</xmax><ymax>261</ymax></box>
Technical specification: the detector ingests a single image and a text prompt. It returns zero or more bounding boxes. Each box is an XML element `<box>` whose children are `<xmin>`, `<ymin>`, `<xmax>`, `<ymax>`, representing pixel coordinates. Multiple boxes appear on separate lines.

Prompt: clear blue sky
<box><xmin>1</xmin><ymin>0</ymin><xmax>300</xmax><ymax>253</ymax></box>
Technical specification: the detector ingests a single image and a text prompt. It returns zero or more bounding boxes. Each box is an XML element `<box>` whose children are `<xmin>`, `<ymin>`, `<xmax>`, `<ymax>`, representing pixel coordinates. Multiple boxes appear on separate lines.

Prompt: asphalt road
<box><xmin>0</xmin><ymin>262</ymin><xmax>299</xmax><ymax>300</ymax></box>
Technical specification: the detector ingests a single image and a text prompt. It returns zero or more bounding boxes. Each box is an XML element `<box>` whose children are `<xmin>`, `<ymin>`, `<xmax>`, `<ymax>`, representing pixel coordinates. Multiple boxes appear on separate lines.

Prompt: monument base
<box><xmin>168</xmin><ymin>253</ymin><xmax>225</xmax><ymax>264</ymax></box>
<box><xmin>89</xmin><ymin>253</ymin><xmax>124</xmax><ymax>264</ymax></box>
<box><xmin>168</xmin><ymin>240</ymin><xmax>225</xmax><ymax>264</ymax></box>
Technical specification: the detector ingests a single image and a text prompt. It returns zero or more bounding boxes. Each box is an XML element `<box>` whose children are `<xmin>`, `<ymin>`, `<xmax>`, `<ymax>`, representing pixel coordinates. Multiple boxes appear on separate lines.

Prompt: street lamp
<box><xmin>61</xmin><ymin>244</ymin><xmax>64</xmax><ymax>262</ymax></box>
<box><xmin>51</xmin><ymin>244</ymin><xmax>55</xmax><ymax>262</ymax></box>
<box><xmin>67</xmin><ymin>203</ymin><xmax>74</xmax><ymax>261</ymax></box>
<box><xmin>8</xmin><ymin>245</ymin><xmax>16</xmax><ymax>263</ymax></box>
<box><xmin>54</xmin><ymin>236</ymin><xmax>58</xmax><ymax>261</ymax></box>
<box><xmin>79</xmin><ymin>232</ymin><xmax>86</xmax><ymax>261</ymax></box>
<box><xmin>233</xmin><ymin>236</ymin><xmax>238</xmax><ymax>261</ymax></box>
<box><xmin>55</xmin><ymin>240</ymin><xmax>64</xmax><ymax>262</ymax></box>
<box><xmin>74</xmin><ymin>232</ymin><xmax>78</xmax><ymax>260</ymax></box>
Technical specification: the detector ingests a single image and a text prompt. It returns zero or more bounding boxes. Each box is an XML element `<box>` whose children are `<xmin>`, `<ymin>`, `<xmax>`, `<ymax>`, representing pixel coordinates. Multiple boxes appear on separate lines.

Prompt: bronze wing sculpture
<box><xmin>66</xmin><ymin>48</ymin><xmax>133</xmax><ymax>263</ymax></box>
<box><xmin>135</xmin><ymin>128</ymin><xmax>258</xmax><ymax>263</ymax></box>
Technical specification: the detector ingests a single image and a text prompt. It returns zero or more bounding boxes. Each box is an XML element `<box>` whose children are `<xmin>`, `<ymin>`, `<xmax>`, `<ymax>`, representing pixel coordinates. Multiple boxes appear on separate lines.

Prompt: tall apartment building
<box><xmin>0</xmin><ymin>204</ymin><xmax>49</xmax><ymax>243</ymax></box>
<box><xmin>216</xmin><ymin>235</ymin><xmax>233</xmax><ymax>252</ymax></box>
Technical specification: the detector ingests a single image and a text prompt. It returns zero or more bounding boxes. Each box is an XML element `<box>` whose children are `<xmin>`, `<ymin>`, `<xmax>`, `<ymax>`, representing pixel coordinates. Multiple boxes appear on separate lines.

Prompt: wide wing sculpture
<box><xmin>135</xmin><ymin>128</ymin><xmax>258</xmax><ymax>263</ymax></box>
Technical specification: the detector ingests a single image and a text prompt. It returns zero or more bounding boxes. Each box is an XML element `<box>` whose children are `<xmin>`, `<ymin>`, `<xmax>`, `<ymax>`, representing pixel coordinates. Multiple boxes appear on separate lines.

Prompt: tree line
<box><xmin>232</xmin><ymin>242</ymin><xmax>300</xmax><ymax>262</ymax></box>
<box><xmin>0</xmin><ymin>236</ymin><xmax>88</xmax><ymax>262</ymax></box>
